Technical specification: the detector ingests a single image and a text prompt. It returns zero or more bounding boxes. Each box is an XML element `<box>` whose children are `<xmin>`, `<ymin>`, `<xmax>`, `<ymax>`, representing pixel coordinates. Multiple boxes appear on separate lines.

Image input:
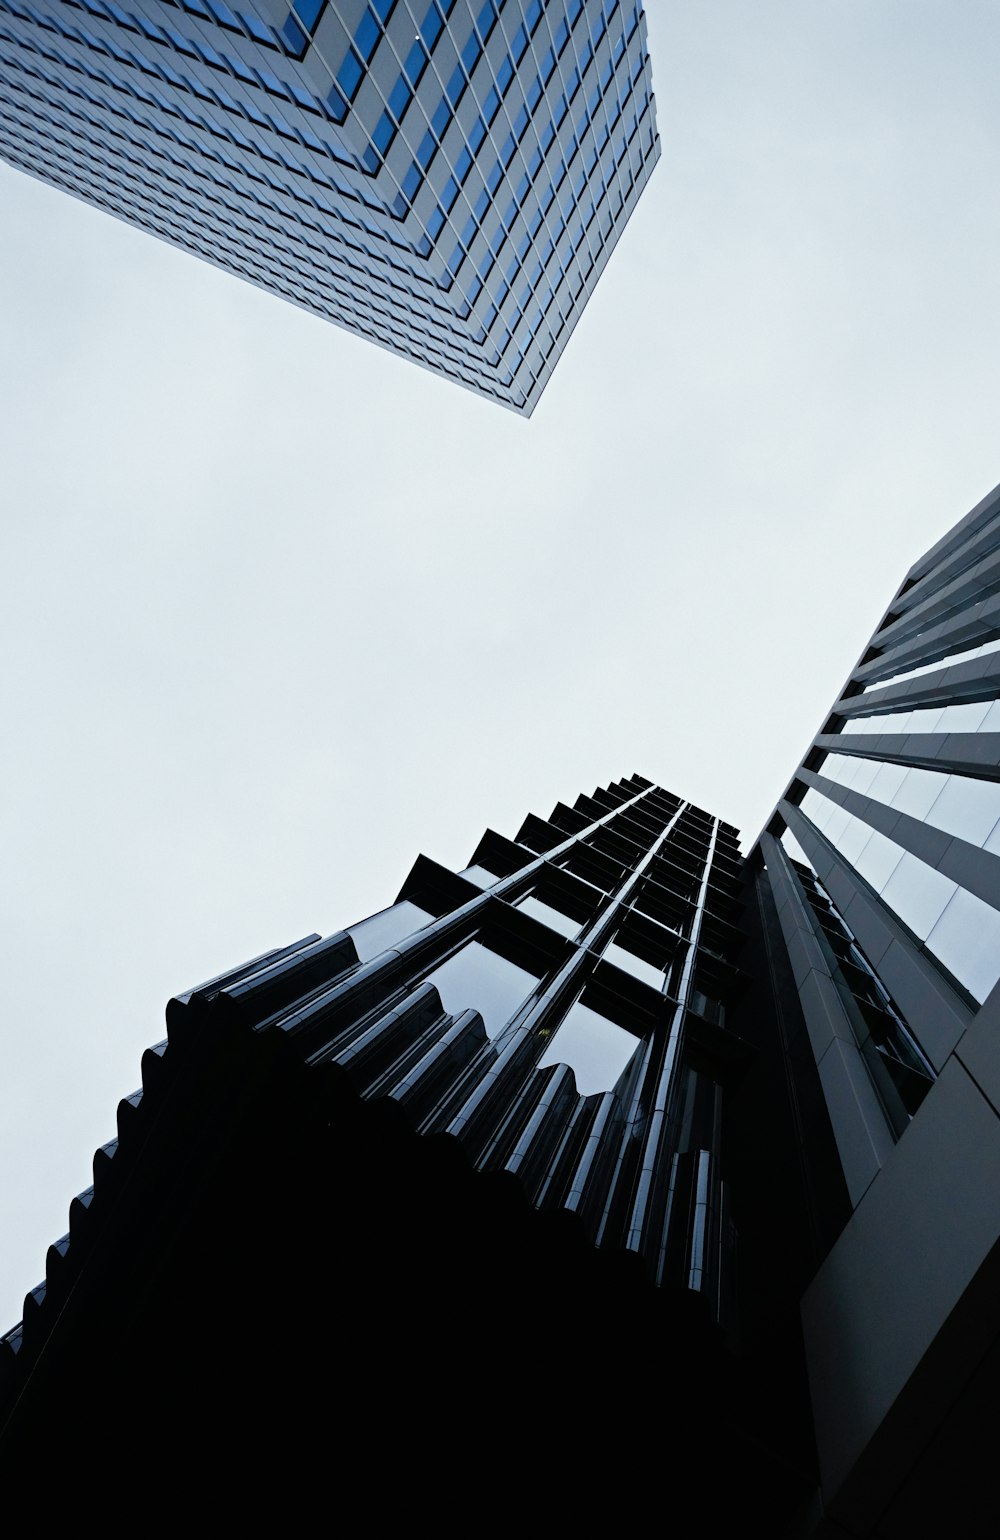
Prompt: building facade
<box><xmin>6</xmin><ymin>486</ymin><xmax>1000</xmax><ymax>1526</ymax></box>
<box><xmin>0</xmin><ymin>774</ymin><xmax>813</xmax><ymax>1517</ymax></box>
<box><xmin>0</xmin><ymin>0</ymin><xmax>658</xmax><ymax>412</ymax></box>
<box><xmin>752</xmin><ymin>478</ymin><xmax>1000</xmax><ymax>1536</ymax></box>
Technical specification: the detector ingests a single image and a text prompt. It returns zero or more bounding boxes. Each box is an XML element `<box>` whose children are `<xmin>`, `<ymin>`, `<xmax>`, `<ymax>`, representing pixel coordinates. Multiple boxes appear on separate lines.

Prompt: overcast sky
<box><xmin>2</xmin><ymin>0</ymin><xmax>1000</xmax><ymax>1327</ymax></box>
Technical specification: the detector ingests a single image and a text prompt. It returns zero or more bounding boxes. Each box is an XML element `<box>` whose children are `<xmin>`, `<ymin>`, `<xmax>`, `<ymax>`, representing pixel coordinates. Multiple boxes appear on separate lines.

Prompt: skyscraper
<box><xmin>0</xmin><ymin>0</ymin><xmax>659</xmax><ymax>412</ymax></box>
<box><xmin>749</xmin><ymin>477</ymin><xmax>1000</xmax><ymax>1537</ymax></box>
<box><xmin>0</xmin><ymin>774</ymin><xmax>813</xmax><ymax>1518</ymax></box>
<box><xmin>6</xmin><ymin>484</ymin><xmax>1000</xmax><ymax>1530</ymax></box>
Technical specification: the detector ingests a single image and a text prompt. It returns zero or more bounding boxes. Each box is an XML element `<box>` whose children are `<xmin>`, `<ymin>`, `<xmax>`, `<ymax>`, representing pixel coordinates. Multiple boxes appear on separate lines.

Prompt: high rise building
<box><xmin>750</xmin><ymin>477</ymin><xmax>1000</xmax><ymax>1537</ymax></box>
<box><xmin>0</xmin><ymin>0</ymin><xmax>658</xmax><ymax>412</ymax></box>
<box><xmin>5</xmin><ymin>484</ymin><xmax>1000</xmax><ymax>1530</ymax></box>
<box><xmin>0</xmin><ymin>774</ymin><xmax>813</xmax><ymax>1518</ymax></box>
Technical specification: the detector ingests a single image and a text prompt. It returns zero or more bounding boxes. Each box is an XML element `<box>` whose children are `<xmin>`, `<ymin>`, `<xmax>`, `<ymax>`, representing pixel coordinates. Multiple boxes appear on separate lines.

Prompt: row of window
<box><xmin>783</xmin><ymin>842</ymin><xmax>934</xmax><ymax>1125</ymax></box>
<box><xmin>0</xmin><ymin>109</ymin><xmax>517</xmax><ymax>396</ymax></box>
<box><xmin>0</xmin><ymin>51</ymin><xmax>496</xmax><ymax>347</ymax></box>
<box><xmin>860</xmin><ymin>633</ymin><xmax>1000</xmax><ymax>693</ymax></box>
<box><xmin>839</xmin><ymin>698</ymin><xmax>1000</xmax><ymax>738</ymax></box>
<box><xmin>7</xmin><ymin>0</ymin><xmax>352</xmax><ymax>156</ymax></box>
<box><xmin>796</xmin><ymin>781</ymin><xmax>1000</xmax><ymax>1004</ymax></box>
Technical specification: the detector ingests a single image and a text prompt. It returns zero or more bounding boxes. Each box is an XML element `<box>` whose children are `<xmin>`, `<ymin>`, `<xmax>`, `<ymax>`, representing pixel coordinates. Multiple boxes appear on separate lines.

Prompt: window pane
<box><xmin>348</xmin><ymin>899</ymin><xmax>433</xmax><ymax>961</ymax></box>
<box><xmin>603</xmin><ymin>939</ymin><xmax>665</xmax><ymax>990</ymax></box>
<box><xmin>922</xmin><ymin>774</ymin><xmax>1000</xmax><ymax>846</ymax></box>
<box><xmin>426</xmin><ymin>941</ymin><xmax>539</xmax><ymax>1037</ymax></box>
<box><xmin>878</xmin><ymin>852</ymin><xmax>957</xmax><ymax>941</ymax></box>
<box><xmin>925</xmin><ymin>886</ymin><xmax>1000</xmax><ymax>1002</ymax></box>
<box><xmin>516</xmin><ymin>894</ymin><xmax>581</xmax><ymax>938</ymax></box>
<box><xmin>536</xmin><ymin>1002</ymin><xmax>639</xmax><ymax>1094</ymax></box>
<box><xmin>460</xmin><ymin>864</ymin><xmax>497</xmax><ymax>888</ymax></box>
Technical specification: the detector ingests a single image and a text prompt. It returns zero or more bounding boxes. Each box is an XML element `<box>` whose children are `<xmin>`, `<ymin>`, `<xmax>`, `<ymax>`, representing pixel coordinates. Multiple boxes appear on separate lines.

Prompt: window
<box><xmin>347</xmin><ymin>899</ymin><xmax>433</xmax><ymax>962</ymax></box>
<box><xmin>426</xmin><ymin>941</ymin><xmax>539</xmax><ymax>1037</ymax></box>
<box><xmin>536</xmin><ymin>1002</ymin><xmax>639</xmax><ymax>1094</ymax></box>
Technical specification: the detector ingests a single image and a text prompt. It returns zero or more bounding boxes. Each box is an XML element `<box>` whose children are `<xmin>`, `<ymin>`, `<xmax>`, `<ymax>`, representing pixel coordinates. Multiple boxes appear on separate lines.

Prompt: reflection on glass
<box><xmin>459</xmin><ymin>864</ymin><xmax>498</xmax><ymax>888</ymax></box>
<box><xmin>879</xmin><ymin>853</ymin><xmax>957</xmax><ymax>941</ymax></box>
<box><xmin>780</xmin><ymin>827</ymin><xmax>812</xmax><ymax>867</ymax></box>
<box><xmin>516</xmin><ymin>894</ymin><xmax>581</xmax><ymax>938</ymax></box>
<box><xmin>861</xmin><ymin>635</ymin><xmax>1000</xmax><ymax>693</ymax></box>
<box><xmin>426</xmin><ymin>941</ymin><xmax>539</xmax><ymax>1038</ymax></box>
<box><xmin>536</xmin><ymin>1002</ymin><xmax>639</xmax><ymax>1094</ymax></box>
<box><xmin>603</xmin><ymin>939</ymin><xmax>665</xmax><ymax>990</ymax></box>
<box><xmin>842</xmin><ymin>701</ymin><xmax>1000</xmax><ymax>734</ymax></box>
<box><xmin>822</xmin><ymin>752</ymin><xmax>1000</xmax><ymax>851</ymax></box>
<box><xmin>797</xmin><ymin>786</ymin><xmax>1000</xmax><ymax>999</ymax></box>
<box><xmin>925</xmin><ymin>887</ymin><xmax>1000</xmax><ymax>1003</ymax></box>
<box><xmin>348</xmin><ymin>900</ymin><xmax>433</xmax><ymax>962</ymax></box>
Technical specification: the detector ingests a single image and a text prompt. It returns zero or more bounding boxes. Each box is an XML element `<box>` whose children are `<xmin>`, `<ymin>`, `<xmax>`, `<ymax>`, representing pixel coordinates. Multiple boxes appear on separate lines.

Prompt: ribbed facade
<box><xmin>10</xmin><ymin>488</ymin><xmax>1000</xmax><ymax>1526</ymax></box>
<box><xmin>751</xmin><ymin>479</ymin><xmax>1000</xmax><ymax>1537</ymax></box>
<box><xmin>0</xmin><ymin>0</ymin><xmax>658</xmax><ymax>412</ymax></box>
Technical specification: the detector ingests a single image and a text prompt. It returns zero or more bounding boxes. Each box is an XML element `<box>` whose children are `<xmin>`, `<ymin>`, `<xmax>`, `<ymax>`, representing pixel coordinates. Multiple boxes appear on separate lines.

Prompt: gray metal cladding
<box><xmin>758</xmin><ymin>479</ymin><xmax>1000</xmax><ymax>1212</ymax></box>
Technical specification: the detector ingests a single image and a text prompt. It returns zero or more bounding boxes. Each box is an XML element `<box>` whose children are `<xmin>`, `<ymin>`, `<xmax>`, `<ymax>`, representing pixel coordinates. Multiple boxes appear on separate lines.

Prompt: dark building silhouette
<box><xmin>6</xmin><ymin>484</ymin><xmax>1000</xmax><ymax>1531</ymax></box>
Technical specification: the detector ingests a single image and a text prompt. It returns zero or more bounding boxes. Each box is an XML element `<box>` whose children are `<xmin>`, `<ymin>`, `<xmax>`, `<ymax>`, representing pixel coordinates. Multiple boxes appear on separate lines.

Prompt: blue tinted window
<box><xmin>448</xmin><ymin>241</ymin><xmax>464</xmax><ymax>274</ymax></box>
<box><xmin>526</xmin><ymin>76</ymin><xmax>542</xmax><ymax>112</ymax></box>
<box><xmin>337</xmin><ymin>50</ymin><xmax>363</xmax><ymax>98</ymax></box>
<box><xmin>388</xmin><ymin>76</ymin><xmax>410</xmax><ymax>118</ymax></box>
<box><xmin>486</xmin><ymin>159</ymin><xmax>502</xmax><ymax>193</ymax></box>
<box><xmin>355</xmin><ymin>9</ymin><xmax>380</xmax><ymax>60</ymax></box>
<box><xmin>478</xmin><ymin>250</ymin><xmax>493</xmax><ymax>280</ymax></box>
<box><xmin>240</xmin><ymin>11</ymin><xmax>272</xmax><ymax>44</ymax></box>
<box><xmin>468</xmin><ymin>116</ymin><xmax>486</xmax><ymax>153</ymax></box>
<box><xmin>420</xmin><ymin>1</ymin><xmax>443</xmax><ymax>48</ymax></box>
<box><xmin>527</xmin><ymin>147</ymin><xmax>542</xmax><ymax>178</ymax></box>
<box><xmin>513</xmin><ymin>105</ymin><xmax>529</xmax><ymax>138</ymax></box>
<box><xmin>426</xmin><ymin>204</ymin><xmax>445</xmax><ymax>239</ymax></box>
<box><xmin>500</xmin><ymin>132</ymin><xmax>516</xmax><ymax>163</ymax></box>
<box><xmin>483</xmin><ymin>87</ymin><xmax>500</xmax><ymax>121</ymax></box>
<box><xmin>473</xmin><ymin>187</ymin><xmax>489</xmax><ymax>219</ymax></box>
<box><xmin>207</xmin><ymin>0</ymin><xmax>239</xmax><ymax>26</ymax></box>
<box><xmin>327</xmin><ymin>83</ymin><xmax>347</xmax><ymax>117</ymax></box>
<box><xmin>417</xmin><ymin>130</ymin><xmax>437</xmax><ymax>169</ymax></box>
<box><xmin>442</xmin><ymin>175</ymin><xmax>459</xmax><ymax>207</ymax></box>
<box><xmin>282</xmin><ymin>13</ymin><xmax>307</xmax><ymax>49</ymax></box>
<box><xmin>461</xmin><ymin>33</ymin><xmax>479</xmax><ymax>71</ymax></box>
<box><xmin>446</xmin><ymin>63</ymin><xmax>465</xmax><ymax>105</ymax></box>
<box><xmin>401</xmin><ymin>161</ymin><xmax>421</xmax><ymax>198</ymax></box>
<box><xmin>511</xmin><ymin>24</ymin><xmax>527</xmax><ymax>60</ymax></box>
<box><xmin>455</xmin><ymin>146</ymin><xmax>472</xmax><ymax>181</ymax></box>
<box><xmin>293</xmin><ymin>0</ymin><xmax>323</xmax><ymax>29</ymax></box>
<box><xmin>475</xmin><ymin>0</ymin><xmax>496</xmax><ymax>37</ymax></box>
<box><xmin>497</xmin><ymin>55</ymin><xmax>514</xmax><ymax>93</ymax></box>
<box><xmin>431</xmin><ymin>97</ymin><xmax>451</xmax><ymax>136</ymax></box>
<box><xmin>404</xmin><ymin>39</ymin><xmax>426</xmax><ymax>85</ymax></box>
<box><xmin>371</xmin><ymin>0</ymin><xmax>394</xmax><ymax>21</ymax></box>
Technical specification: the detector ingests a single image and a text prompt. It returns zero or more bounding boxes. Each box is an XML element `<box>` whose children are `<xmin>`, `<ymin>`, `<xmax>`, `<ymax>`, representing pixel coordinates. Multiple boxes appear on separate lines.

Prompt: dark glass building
<box><xmin>0</xmin><ymin>0</ymin><xmax>659</xmax><ymax>412</ymax></box>
<box><xmin>6</xmin><ymin>484</ymin><xmax>1000</xmax><ymax>1530</ymax></box>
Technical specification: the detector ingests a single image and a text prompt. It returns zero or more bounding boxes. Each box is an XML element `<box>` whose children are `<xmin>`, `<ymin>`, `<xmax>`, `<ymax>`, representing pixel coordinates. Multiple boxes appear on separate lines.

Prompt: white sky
<box><xmin>2</xmin><ymin>0</ymin><xmax>1000</xmax><ymax>1328</ymax></box>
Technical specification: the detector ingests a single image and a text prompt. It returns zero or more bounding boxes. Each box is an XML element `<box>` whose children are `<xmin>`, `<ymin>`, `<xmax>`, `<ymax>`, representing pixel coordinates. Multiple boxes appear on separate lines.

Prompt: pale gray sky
<box><xmin>2</xmin><ymin>0</ymin><xmax>999</xmax><ymax>1327</ymax></box>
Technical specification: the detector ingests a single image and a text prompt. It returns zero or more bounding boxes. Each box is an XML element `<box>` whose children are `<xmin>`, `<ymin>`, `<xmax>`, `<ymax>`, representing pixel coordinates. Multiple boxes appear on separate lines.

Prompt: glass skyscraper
<box><xmin>0</xmin><ymin>0</ymin><xmax>659</xmax><ymax>412</ymax></box>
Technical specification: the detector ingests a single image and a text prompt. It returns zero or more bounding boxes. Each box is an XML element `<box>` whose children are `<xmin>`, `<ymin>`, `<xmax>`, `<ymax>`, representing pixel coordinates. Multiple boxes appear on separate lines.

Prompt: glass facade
<box><xmin>762</xmin><ymin>481</ymin><xmax>1000</xmax><ymax>1184</ymax></box>
<box><xmin>0</xmin><ymin>0</ymin><xmax>659</xmax><ymax>412</ymax></box>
